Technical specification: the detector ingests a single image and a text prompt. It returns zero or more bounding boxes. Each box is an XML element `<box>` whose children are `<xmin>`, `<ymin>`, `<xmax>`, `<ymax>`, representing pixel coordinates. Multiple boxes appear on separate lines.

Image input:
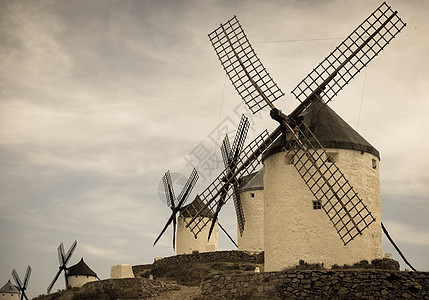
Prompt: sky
<box><xmin>1</xmin><ymin>0</ymin><xmax>428</xmax><ymax>298</ymax></box>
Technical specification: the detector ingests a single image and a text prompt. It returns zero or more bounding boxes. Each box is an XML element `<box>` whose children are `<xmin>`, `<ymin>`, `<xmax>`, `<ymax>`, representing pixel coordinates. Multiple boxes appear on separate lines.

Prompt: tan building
<box><xmin>263</xmin><ymin>101</ymin><xmax>382</xmax><ymax>271</ymax></box>
<box><xmin>0</xmin><ymin>280</ymin><xmax>20</xmax><ymax>300</ymax></box>
<box><xmin>67</xmin><ymin>258</ymin><xmax>98</xmax><ymax>288</ymax></box>
<box><xmin>177</xmin><ymin>197</ymin><xmax>218</xmax><ymax>255</ymax></box>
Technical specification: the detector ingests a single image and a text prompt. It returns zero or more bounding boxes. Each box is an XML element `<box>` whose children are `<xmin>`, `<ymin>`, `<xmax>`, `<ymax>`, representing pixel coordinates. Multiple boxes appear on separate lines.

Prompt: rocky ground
<box><xmin>33</xmin><ymin>252</ymin><xmax>410</xmax><ymax>300</ymax></box>
<box><xmin>33</xmin><ymin>256</ymin><xmax>263</xmax><ymax>299</ymax></box>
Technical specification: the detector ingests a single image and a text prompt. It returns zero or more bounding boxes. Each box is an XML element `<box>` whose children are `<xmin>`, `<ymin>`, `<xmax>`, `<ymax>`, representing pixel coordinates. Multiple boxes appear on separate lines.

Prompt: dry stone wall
<box><xmin>150</xmin><ymin>250</ymin><xmax>264</xmax><ymax>269</ymax></box>
<box><xmin>201</xmin><ymin>270</ymin><xmax>429</xmax><ymax>299</ymax></box>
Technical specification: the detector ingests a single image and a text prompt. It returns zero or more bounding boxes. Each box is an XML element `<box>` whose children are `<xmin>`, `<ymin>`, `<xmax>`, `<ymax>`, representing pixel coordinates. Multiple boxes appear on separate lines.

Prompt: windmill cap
<box><xmin>180</xmin><ymin>195</ymin><xmax>215</xmax><ymax>218</ymax></box>
<box><xmin>67</xmin><ymin>258</ymin><xmax>97</xmax><ymax>277</ymax></box>
<box><xmin>239</xmin><ymin>168</ymin><xmax>264</xmax><ymax>192</ymax></box>
<box><xmin>0</xmin><ymin>280</ymin><xmax>20</xmax><ymax>294</ymax></box>
<box><xmin>263</xmin><ymin>100</ymin><xmax>380</xmax><ymax>160</ymax></box>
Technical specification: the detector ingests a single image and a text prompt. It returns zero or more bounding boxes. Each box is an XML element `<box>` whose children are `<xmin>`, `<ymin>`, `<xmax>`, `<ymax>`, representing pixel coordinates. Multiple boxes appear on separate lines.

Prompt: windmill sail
<box><xmin>283</xmin><ymin>120</ymin><xmax>376</xmax><ymax>245</ymax></box>
<box><xmin>47</xmin><ymin>241</ymin><xmax>77</xmax><ymax>293</ymax></box>
<box><xmin>291</xmin><ymin>2</ymin><xmax>406</xmax><ymax>108</ymax></box>
<box><xmin>184</xmin><ymin>126</ymin><xmax>283</xmax><ymax>237</ymax></box>
<box><xmin>12</xmin><ymin>266</ymin><xmax>31</xmax><ymax>300</ymax></box>
<box><xmin>219</xmin><ymin>115</ymin><xmax>250</xmax><ymax>236</ymax></box>
<box><xmin>209</xmin><ymin>16</ymin><xmax>284</xmax><ymax>113</ymax></box>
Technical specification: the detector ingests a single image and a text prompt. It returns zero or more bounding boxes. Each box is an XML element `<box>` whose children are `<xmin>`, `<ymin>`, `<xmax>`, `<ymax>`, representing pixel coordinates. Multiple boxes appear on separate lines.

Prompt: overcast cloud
<box><xmin>1</xmin><ymin>0</ymin><xmax>428</xmax><ymax>298</ymax></box>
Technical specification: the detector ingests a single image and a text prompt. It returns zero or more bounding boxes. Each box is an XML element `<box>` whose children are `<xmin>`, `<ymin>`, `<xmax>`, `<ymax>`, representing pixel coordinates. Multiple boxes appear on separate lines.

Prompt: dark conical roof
<box><xmin>264</xmin><ymin>100</ymin><xmax>379</xmax><ymax>160</ymax></box>
<box><xmin>180</xmin><ymin>195</ymin><xmax>214</xmax><ymax>218</ymax></box>
<box><xmin>239</xmin><ymin>168</ymin><xmax>264</xmax><ymax>192</ymax></box>
<box><xmin>67</xmin><ymin>258</ymin><xmax>97</xmax><ymax>277</ymax></box>
<box><xmin>0</xmin><ymin>280</ymin><xmax>20</xmax><ymax>294</ymax></box>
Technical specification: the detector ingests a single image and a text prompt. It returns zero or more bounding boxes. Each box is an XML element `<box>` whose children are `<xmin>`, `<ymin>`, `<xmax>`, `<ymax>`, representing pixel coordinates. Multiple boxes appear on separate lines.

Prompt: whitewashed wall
<box><xmin>237</xmin><ymin>189</ymin><xmax>264</xmax><ymax>252</ymax></box>
<box><xmin>263</xmin><ymin>148</ymin><xmax>382</xmax><ymax>271</ymax></box>
<box><xmin>176</xmin><ymin>216</ymin><xmax>218</xmax><ymax>255</ymax></box>
<box><xmin>67</xmin><ymin>275</ymin><xmax>97</xmax><ymax>288</ymax></box>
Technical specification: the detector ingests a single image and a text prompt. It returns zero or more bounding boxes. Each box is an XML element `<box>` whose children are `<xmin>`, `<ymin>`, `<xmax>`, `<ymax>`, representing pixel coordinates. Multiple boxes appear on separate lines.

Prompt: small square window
<box><xmin>326</xmin><ymin>152</ymin><xmax>338</xmax><ymax>163</ymax></box>
<box><xmin>250</xmin><ymin>193</ymin><xmax>255</xmax><ymax>198</ymax></box>
<box><xmin>313</xmin><ymin>200</ymin><xmax>322</xmax><ymax>210</ymax></box>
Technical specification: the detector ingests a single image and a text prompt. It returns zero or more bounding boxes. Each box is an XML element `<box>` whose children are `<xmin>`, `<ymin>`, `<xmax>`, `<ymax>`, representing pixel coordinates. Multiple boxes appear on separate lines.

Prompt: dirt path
<box><xmin>148</xmin><ymin>285</ymin><xmax>201</xmax><ymax>300</ymax></box>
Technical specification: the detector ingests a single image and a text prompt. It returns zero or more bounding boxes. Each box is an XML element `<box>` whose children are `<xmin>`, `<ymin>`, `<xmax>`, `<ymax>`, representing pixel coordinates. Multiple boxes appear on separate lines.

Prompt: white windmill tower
<box><xmin>182</xmin><ymin>2</ymin><xmax>406</xmax><ymax>272</ymax></box>
<box><xmin>0</xmin><ymin>280</ymin><xmax>20</xmax><ymax>300</ymax></box>
<box><xmin>237</xmin><ymin>169</ymin><xmax>264</xmax><ymax>252</ymax></box>
<box><xmin>66</xmin><ymin>258</ymin><xmax>98</xmax><ymax>288</ymax></box>
<box><xmin>177</xmin><ymin>196</ymin><xmax>219</xmax><ymax>254</ymax></box>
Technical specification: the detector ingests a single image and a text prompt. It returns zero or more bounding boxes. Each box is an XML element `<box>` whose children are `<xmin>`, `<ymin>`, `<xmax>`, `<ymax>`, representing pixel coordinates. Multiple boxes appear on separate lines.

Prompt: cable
<box><xmin>381</xmin><ymin>222</ymin><xmax>417</xmax><ymax>271</ymax></box>
<box><xmin>254</xmin><ymin>37</ymin><xmax>344</xmax><ymax>43</ymax></box>
<box><xmin>211</xmin><ymin>74</ymin><xmax>227</xmax><ymax>171</ymax></box>
<box><xmin>356</xmin><ymin>68</ymin><xmax>368</xmax><ymax>130</ymax></box>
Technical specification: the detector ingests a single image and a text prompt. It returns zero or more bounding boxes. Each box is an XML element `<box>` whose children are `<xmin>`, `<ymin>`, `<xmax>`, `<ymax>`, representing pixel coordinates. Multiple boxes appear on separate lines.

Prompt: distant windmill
<box><xmin>47</xmin><ymin>240</ymin><xmax>77</xmax><ymax>293</ymax></box>
<box><xmin>153</xmin><ymin>169</ymin><xmax>199</xmax><ymax>250</ymax></box>
<box><xmin>11</xmin><ymin>265</ymin><xmax>31</xmax><ymax>300</ymax></box>
<box><xmin>207</xmin><ymin>114</ymin><xmax>250</xmax><ymax>241</ymax></box>
<box><xmin>183</xmin><ymin>2</ymin><xmax>406</xmax><ymax>270</ymax></box>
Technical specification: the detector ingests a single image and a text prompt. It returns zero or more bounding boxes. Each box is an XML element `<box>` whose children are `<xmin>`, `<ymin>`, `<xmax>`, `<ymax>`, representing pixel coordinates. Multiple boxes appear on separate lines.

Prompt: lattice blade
<box><xmin>57</xmin><ymin>243</ymin><xmax>65</xmax><ymax>265</ymax></box>
<box><xmin>23</xmin><ymin>265</ymin><xmax>31</xmax><ymax>289</ymax></box>
<box><xmin>221</xmin><ymin>135</ymin><xmax>232</xmax><ymax>167</ymax></box>
<box><xmin>162</xmin><ymin>171</ymin><xmax>176</xmax><ymax>209</ymax></box>
<box><xmin>64</xmin><ymin>240</ymin><xmax>77</xmax><ymax>265</ymax></box>
<box><xmin>232</xmin><ymin>192</ymin><xmax>245</xmax><ymax>236</ymax></box>
<box><xmin>47</xmin><ymin>269</ymin><xmax>62</xmax><ymax>294</ymax></box>
<box><xmin>209</xmin><ymin>16</ymin><xmax>284</xmax><ymax>114</ymax></box>
<box><xmin>153</xmin><ymin>213</ymin><xmax>175</xmax><ymax>247</ymax></box>
<box><xmin>184</xmin><ymin>126</ymin><xmax>283</xmax><ymax>237</ymax></box>
<box><xmin>292</xmin><ymin>2</ymin><xmax>406</xmax><ymax>106</ymax></box>
<box><xmin>12</xmin><ymin>269</ymin><xmax>22</xmax><ymax>289</ymax></box>
<box><xmin>231</xmin><ymin>115</ymin><xmax>250</xmax><ymax>157</ymax></box>
<box><xmin>284</xmin><ymin>121</ymin><xmax>375</xmax><ymax>245</ymax></box>
<box><xmin>176</xmin><ymin>168</ymin><xmax>199</xmax><ymax>209</ymax></box>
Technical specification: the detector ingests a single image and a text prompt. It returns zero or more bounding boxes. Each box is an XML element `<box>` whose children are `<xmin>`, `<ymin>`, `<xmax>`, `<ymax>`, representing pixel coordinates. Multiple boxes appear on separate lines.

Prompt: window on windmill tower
<box><xmin>313</xmin><ymin>200</ymin><xmax>322</xmax><ymax>210</ymax></box>
<box><xmin>326</xmin><ymin>152</ymin><xmax>338</xmax><ymax>163</ymax></box>
<box><xmin>372</xmin><ymin>159</ymin><xmax>377</xmax><ymax>169</ymax></box>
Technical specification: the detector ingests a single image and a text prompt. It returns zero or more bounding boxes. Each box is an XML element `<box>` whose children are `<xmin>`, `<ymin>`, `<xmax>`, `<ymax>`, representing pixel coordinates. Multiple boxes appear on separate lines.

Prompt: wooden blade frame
<box><xmin>12</xmin><ymin>266</ymin><xmax>31</xmax><ymax>300</ymax></box>
<box><xmin>48</xmin><ymin>241</ymin><xmax>77</xmax><ymax>293</ymax></box>
<box><xmin>209</xmin><ymin>16</ymin><xmax>284</xmax><ymax>114</ymax></box>
<box><xmin>162</xmin><ymin>171</ymin><xmax>176</xmax><ymax>209</ymax></box>
<box><xmin>220</xmin><ymin>115</ymin><xmax>250</xmax><ymax>236</ymax></box>
<box><xmin>291</xmin><ymin>2</ymin><xmax>406</xmax><ymax>108</ymax></box>
<box><xmin>284</xmin><ymin>120</ymin><xmax>375</xmax><ymax>245</ymax></box>
<box><xmin>184</xmin><ymin>126</ymin><xmax>283</xmax><ymax>237</ymax></box>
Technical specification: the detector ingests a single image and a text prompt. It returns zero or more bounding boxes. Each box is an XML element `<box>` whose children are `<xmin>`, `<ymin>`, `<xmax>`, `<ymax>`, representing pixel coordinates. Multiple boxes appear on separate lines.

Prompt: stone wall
<box><xmin>201</xmin><ymin>270</ymin><xmax>429</xmax><ymax>299</ymax></box>
<box><xmin>150</xmin><ymin>250</ymin><xmax>264</xmax><ymax>269</ymax></box>
<box><xmin>33</xmin><ymin>278</ymin><xmax>179</xmax><ymax>300</ymax></box>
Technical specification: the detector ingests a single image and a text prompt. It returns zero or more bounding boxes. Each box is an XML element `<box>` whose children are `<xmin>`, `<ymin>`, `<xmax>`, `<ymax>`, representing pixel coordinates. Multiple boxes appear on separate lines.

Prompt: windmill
<box><xmin>182</xmin><ymin>2</ymin><xmax>405</xmax><ymax>269</ymax></box>
<box><xmin>207</xmin><ymin>114</ymin><xmax>250</xmax><ymax>241</ymax></box>
<box><xmin>11</xmin><ymin>265</ymin><xmax>31</xmax><ymax>300</ymax></box>
<box><xmin>47</xmin><ymin>240</ymin><xmax>77</xmax><ymax>293</ymax></box>
<box><xmin>153</xmin><ymin>168</ymin><xmax>199</xmax><ymax>250</ymax></box>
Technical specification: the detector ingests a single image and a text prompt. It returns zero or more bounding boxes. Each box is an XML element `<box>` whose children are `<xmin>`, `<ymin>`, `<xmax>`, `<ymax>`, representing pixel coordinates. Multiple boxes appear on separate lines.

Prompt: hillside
<box><xmin>33</xmin><ymin>251</ymin><xmax>429</xmax><ymax>299</ymax></box>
